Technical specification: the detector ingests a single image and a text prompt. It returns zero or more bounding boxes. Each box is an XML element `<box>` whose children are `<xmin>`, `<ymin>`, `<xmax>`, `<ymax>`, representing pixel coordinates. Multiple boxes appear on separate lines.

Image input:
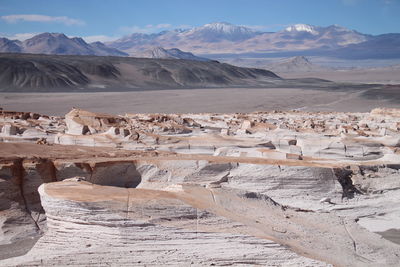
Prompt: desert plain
<box><xmin>1</xmin><ymin>81</ymin><xmax>400</xmax><ymax>266</ymax></box>
<box><xmin>1</xmin><ymin>1</ymin><xmax>400</xmax><ymax>264</ymax></box>
<box><xmin>1</xmin><ymin>51</ymin><xmax>400</xmax><ymax>267</ymax></box>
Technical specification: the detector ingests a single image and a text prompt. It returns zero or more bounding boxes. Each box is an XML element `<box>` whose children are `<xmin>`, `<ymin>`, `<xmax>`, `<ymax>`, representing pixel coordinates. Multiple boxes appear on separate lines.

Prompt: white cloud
<box><xmin>1</xmin><ymin>14</ymin><xmax>85</xmax><ymax>26</ymax></box>
<box><xmin>82</xmin><ymin>35</ymin><xmax>119</xmax><ymax>43</ymax></box>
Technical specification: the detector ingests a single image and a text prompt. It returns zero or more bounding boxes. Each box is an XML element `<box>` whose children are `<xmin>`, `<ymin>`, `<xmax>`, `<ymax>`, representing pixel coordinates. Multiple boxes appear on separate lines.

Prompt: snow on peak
<box><xmin>199</xmin><ymin>22</ymin><xmax>254</xmax><ymax>34</ymax></box>
<box><xmin>183</xmin><ymin>22</ymin><xmax>257</xmax><ymax>41</ymax></box>
<box><xmin>330</xmin><ymin>24</ymin><xmax>353</xmax><ymax>32</ymax></box>
<box><xmin>285</xmin><ymin>24</ymin><xmax>318</xmax><ymax>35</ymax></box>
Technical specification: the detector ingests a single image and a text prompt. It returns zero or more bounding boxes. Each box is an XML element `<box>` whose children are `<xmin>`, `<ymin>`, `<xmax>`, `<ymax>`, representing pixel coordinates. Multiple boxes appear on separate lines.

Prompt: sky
<box><xmin>0</xmin><ymin>0</ymin><xmax>399</xmax><ymax>42</ymax></box>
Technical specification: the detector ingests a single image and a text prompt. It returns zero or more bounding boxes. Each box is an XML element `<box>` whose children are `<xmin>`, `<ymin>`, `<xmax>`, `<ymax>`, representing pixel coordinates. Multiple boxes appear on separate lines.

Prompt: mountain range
<box><xmin>108</xmin><ymin>22</ymin><xmax>372</xmax><ymax>55</ymax></box>
<box><xmin>0</xmin><ymin>53</ymin><xmax>280</xmax><ymax>91</ymax></box>
<box><xmin>108</xmin><ymin>22</ymin><xmax>400</xmax><ymax>59</ymax></box>
<box><xmin>138</xmin><ymin>47</ymin><xmax>211</xmax><ymax>61</ymax></box>
<box><xmin>222</xmin><ymin>56</ymin><xmax>330</xmax><ymax>73</ymax></box>
<box><xmin>0</xmin><ymin>33</ymin><xmax>128</xmax><ymax>56</ymax></box>
<box><xmin>263</xmin><ymin>56</ymin><xmax>328</xmax><ymax>73</ymax></box>
<box><xmin>0</xmin><ymin>22</ymin><xmax>399</xmax><ymax>59</ymax></box>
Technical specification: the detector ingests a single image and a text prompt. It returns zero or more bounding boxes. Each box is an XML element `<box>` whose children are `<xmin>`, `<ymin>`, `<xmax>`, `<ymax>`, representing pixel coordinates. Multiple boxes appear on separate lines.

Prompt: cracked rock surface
<box><xmin>1</xmin><ymin>107</ymin><xmax>400</xmax><ymax>266</ymax></box>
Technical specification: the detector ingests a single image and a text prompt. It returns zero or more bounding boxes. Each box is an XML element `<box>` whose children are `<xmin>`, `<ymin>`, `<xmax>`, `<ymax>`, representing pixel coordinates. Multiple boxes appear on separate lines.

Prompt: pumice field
<box><xmin>2</xmin><ymin>1</ymin><xmax>400</xmax><ymax>266</ymax></box>
<box><xmin>1</xmin><ymin>107</ymin><xmax>400</xmax><ymax>266</ymax></box>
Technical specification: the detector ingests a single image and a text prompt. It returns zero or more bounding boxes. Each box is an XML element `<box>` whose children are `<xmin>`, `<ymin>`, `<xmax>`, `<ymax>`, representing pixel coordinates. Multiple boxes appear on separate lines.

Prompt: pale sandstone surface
<box><xmin>1</xmin><ymin>108</ymin><xmax>400</xmax><ymax>266</ymax></box>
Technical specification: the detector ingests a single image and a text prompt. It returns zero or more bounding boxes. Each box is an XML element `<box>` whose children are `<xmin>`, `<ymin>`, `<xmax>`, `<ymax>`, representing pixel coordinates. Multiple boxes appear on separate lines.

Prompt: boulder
<box><xmin>30</xmin><ymin>113</ymin><xmax>40</xmax><ymax>120</ymax></box>
<box><xmin>65</xmin><ymin>115</ymin><xmax>90</xmax><ymax>135</ymax></box>
<box><xmin>1</xmin><ymin>124</ymin><xmax>18</xmax><ymax>135</ymax></box>
<box><xmin>65</xmin><ymin>108</ymin><xmax>119</xmax><ymax>134</ymax></box>
<box><xmin>241</xmin><ymin>120</ymin><xmax>254</xmax><ymax>130</ymax></box>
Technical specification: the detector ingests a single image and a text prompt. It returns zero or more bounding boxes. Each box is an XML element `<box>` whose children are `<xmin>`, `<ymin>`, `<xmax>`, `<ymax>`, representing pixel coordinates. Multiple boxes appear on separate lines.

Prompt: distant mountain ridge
<box><xmin>0</xmin><ymin>33</ymin><xmax>128</xmax><ymax>56</ymax></box>
<box><xmin>265</xmin><ymin>56</ymin><xmax>329</xmax><ymax>73</ymax></box>
<box><xmin>139</xmin><ymin>47</ymin><xmax>211</xmax><ymax>61</ymax></box>
<box><xmin>0</xmin><ymin>37</ymin><xmax>22</xmax><ymax>53</ymax></box>
<box><xmin>222</xmin><ymin>56</ymin><xmax>330</xmax><ymax>73</ymax></box>
<box><xmin>107</xmin><ymin>22</ymin><xmax>374</xmax><ymax>56</ymax></box>
<box><xmin>329</xmin><ymin>33</ymin><xmax>400</xmax><ymax>59</ymax></box>
<box><xmin>1</xmin><ymin>22</ymin><xmax>399</xmax><ymax>59</ymax></box>
<box><xmin>183</xmin><ymin>22</ymin><xmax>259</xmax><ymax>42</ymax></box>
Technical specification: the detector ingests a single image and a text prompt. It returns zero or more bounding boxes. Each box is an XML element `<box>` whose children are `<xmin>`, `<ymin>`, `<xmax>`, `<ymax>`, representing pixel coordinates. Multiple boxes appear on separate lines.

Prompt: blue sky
<box><xmin>0</xmin><ymin>0</ymin><xmax>399</xmax><ymax>42</ymax></box>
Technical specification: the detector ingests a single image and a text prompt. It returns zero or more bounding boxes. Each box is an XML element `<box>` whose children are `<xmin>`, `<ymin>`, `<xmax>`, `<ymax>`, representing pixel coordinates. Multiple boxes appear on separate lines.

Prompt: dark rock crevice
<box><xmin>12</xmin><ymin>158</ymin><xmax>41</xmax><ymax>231</ymax></box>
<box><xmin>333</xmin><ymin>167</ymin><xmax>364</xmax><ymax>199</ymax></box>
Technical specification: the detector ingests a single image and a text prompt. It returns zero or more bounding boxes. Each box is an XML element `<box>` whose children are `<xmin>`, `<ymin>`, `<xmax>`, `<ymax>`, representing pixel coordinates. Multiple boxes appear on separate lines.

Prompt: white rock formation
<box><xmin>1</xmin><ymin>107</ymin><xmax>400</xmax><ymax>266</ymax></box>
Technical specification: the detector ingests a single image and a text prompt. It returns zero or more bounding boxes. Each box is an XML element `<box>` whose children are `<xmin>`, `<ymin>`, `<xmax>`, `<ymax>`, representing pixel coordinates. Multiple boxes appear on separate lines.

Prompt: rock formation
<box><xmin>1</xmin><ymin>107</ymin><xmax>400</xmax><ymax>266</ymax></box>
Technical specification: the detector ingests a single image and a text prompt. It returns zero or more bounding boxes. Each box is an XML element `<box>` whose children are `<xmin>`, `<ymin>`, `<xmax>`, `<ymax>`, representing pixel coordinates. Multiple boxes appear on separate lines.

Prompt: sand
<box><xmin>1</xmin><ymin>87</ymin><xmax>399</xmax><ymax>116</ymax></box>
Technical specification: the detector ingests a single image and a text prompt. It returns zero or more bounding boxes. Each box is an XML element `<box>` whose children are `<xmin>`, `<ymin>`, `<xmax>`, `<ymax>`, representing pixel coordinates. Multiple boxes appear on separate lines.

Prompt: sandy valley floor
<box><xmin>1</xmin><ymin>87</ymin><xmax>399</xmax><ymax>116</ymax></box>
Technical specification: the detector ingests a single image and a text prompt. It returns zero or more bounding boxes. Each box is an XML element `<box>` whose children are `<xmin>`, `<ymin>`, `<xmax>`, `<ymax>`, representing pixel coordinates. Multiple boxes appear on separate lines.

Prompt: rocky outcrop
<box><xmin>0</xmin><ymin>158</ymin><xmax>51</xmax><ymax>246</ymax></box>
<box><xmin>0</xmin><ymin>181</ymin><xmax>326</xmax><ymax>266</ymax></box>
<box><xmin>64</xmin><ymin>108</ymin><xmax>127</xmax><ymax>135</ymax></box>
<box><xmin>1</xmin><ymin>108</ymin><xmax>400</xmax><ymax>265</ymax></box>
<box><xmin>3</xmin><ymin>180</ymin><xmax>400</xmax><ymax>266</ymax></box>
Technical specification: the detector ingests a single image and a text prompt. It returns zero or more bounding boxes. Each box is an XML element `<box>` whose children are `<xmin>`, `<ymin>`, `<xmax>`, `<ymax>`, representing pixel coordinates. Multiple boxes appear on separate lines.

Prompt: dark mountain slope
<box><xmin>0</xmin><ymin>53</ymin><xmax>280</xmax><ymax>92</ymax></box>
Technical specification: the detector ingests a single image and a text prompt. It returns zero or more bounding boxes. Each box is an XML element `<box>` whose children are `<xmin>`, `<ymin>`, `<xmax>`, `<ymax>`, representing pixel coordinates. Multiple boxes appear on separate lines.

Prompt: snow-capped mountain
<box><xmin>0</xmin><ymin>33</ymin><xmax>128</xmax><ymax>56</ymax></box>
<box><xmin>182</xmin><ymin>22</ymin><xmax>259</xmax><ymax>42</ymax></box>
<box><xmin>251</xmin><ymin>23</ymin><xmax>370</xmax><ymax>51</ymax></box>
<box><xmin>108</xmin><ymin>22</ymin><xmax>373</xmax><ymax>55</ymax></box>
<box><xmin>1</xmin><ymin>22</ymin><xmax>398</xmax><ymax>59</ymax></box>
<box><xmin>109</xmin><ymin>22</ymin><xmax>259</xmax><ymax>53</ymax></box>
<box><xmin>139</xmin><ymin>47</ymin><xmax>211</xmax><ymax>61</ymax></box>
<box><xmin>284</xmin><ymin>24</ymin><xmax>319</xmax><ymax>35</ymax></box>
